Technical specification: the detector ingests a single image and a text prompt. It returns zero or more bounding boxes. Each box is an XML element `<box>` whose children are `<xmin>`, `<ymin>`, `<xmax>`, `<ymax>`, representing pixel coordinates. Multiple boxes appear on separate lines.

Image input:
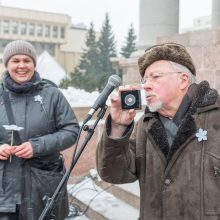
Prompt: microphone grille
<box><xmin>108</xmin><ymin>74</ymin><xmax>122</xmax><ymax>88</ymax></box>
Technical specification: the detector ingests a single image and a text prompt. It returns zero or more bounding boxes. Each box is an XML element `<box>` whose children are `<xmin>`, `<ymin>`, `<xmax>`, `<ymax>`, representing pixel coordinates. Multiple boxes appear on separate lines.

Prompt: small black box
<box><xmin>121</xmin><ymin>90</ymin><xmax>142</xmax><ymax>110</ymax></box>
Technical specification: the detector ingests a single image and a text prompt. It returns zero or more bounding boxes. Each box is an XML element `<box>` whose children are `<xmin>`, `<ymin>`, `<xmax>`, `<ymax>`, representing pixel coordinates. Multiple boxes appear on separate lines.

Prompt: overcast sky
<box><xmin>1</xmin><ymin>0</ymin><xmax>212</xmax><ymax>51</ymax></box>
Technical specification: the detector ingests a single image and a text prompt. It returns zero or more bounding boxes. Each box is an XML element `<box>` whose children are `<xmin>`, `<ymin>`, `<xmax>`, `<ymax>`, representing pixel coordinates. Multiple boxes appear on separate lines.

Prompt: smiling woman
<box><xmin>0</xmin><ymin>40</ymin><xmax>80</xmax><ymax>220</ymax></box>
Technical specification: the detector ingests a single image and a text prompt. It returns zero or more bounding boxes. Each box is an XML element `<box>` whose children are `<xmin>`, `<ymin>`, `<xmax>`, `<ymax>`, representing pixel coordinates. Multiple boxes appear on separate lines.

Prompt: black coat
<box><xmin>0</xmin><ymin>77</ymin><xmax>80</xmax><ymax>214</ymax></box>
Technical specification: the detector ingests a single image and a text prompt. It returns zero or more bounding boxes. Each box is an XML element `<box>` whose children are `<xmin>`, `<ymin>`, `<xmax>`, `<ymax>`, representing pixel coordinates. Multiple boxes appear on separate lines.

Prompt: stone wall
<box><xmin>120</xmin><ymin>28</ymin><xmax>220</xmax><ymax>93</ymax></box>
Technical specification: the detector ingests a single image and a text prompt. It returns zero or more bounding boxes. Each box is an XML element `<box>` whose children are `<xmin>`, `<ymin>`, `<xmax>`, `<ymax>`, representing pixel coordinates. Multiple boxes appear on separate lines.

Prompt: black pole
<box><xmin>38</xmin><ymin>105</ymin><xmax>108</xmax><ymax>220</ymax></box>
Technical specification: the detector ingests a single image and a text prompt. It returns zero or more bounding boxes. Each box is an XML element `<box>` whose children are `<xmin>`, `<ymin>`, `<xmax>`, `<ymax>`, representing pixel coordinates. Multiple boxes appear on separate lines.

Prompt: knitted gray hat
<box><xmin>3</xmin><ymin>40</ymin><xmax>37</xmax><ymax>67</ymax></box>
<box><xmin>138</xmin><ymin>43</ymin><xmax>196</xmax><ymax>77</ymax></box>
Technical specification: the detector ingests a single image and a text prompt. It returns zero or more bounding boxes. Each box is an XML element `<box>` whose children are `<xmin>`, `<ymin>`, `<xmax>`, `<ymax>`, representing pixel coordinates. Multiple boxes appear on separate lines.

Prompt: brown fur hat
<box><xmin>138</xmin><ymin>43</ymin><xmax>196</xmax><ymax>77</ymax></box>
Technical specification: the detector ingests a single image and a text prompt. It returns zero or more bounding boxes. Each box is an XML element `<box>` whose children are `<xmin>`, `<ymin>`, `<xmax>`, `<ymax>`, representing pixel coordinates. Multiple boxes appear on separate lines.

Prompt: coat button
<box><xmin>165</xmin><ymin>178</ymin><xmax>172</xmax><ymax>185</ymax></box>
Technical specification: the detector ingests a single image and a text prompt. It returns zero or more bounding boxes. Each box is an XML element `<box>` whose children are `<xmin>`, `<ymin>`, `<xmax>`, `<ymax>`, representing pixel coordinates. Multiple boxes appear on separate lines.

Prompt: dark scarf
<box><xmin>4</xmin><ymin>71</ymin><xmax>41</xmax><ymax>94</ymax></box>
<box><xmin>158</xmin><ymin>84</ymin><xmax>198</xmax><ymax>147</ymax></box>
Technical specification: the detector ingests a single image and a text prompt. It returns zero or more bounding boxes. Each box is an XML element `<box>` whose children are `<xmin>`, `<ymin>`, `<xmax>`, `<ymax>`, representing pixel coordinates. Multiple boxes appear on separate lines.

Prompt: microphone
<box><xmin>83</xmin><ymin>74</ymin><xmax>122</xmax><ymax>124</ymax></box>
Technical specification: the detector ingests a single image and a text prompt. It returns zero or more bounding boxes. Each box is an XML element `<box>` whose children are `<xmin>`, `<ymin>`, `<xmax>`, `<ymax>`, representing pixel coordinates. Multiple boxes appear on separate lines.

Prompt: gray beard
<box><xmin>147</xmin><ymin>100</ymin><xmax>163</xmax><ymax>112</ymax></box>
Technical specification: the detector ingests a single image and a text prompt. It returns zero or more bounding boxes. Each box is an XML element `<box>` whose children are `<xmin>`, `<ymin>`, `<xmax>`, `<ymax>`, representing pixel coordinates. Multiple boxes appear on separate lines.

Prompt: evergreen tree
<box><xmin>59</xmin><ymin>22</ymin><xmax>99</xmax><ymax>91</ymax></box>
<box><xmin>120</xmin><ymin>24</ymin><xmax>137</xmax><ymax>58</ymax></box>
<box><xmin>60</xmin><ymin>15</ymin><xmax>118</xmax><ymax>92</ymax></box>
<box><xmin>96</xmin><ymin>13</ymin><xmax>117</xmax><ymax>90</ymax></box>
<box><xmin>58</xmin><ymin>75</ymin><xmax>71</xmax><ymax>89</ymax></box>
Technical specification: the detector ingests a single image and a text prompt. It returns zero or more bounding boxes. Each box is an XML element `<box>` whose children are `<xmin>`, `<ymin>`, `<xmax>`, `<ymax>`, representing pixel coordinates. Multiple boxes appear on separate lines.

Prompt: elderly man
<box><xmin>96</xmin><ymin>43</ymin><xmax>220</xmax><ymax>219</ymax></box>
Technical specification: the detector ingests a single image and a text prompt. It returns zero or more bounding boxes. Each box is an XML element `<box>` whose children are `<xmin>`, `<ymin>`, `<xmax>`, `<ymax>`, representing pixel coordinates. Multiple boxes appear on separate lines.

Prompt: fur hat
<box><xmin>138</xmin><ymin>43</ymin><xmax>196</xmax><ymax>77</ymax></box>
<box><xmin>3</xmin><ymin>40</ymin><xmax>37</xmax><ymax>67</ymax></box>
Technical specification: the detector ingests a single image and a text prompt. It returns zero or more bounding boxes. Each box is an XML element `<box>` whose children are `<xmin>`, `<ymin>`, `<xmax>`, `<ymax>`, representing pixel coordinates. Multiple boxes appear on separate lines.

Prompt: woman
<box><xmin>0</xmin><ymin>40</ymin><xmax>80</xmax><ymax>220</ymax></box>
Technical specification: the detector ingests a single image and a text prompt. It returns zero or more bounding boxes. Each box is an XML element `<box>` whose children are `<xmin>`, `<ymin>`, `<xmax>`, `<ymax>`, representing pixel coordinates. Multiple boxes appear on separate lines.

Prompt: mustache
<box><xmin>145</xmin><ymin>92</ymin><xmax>157</xmax><ymax>98</ymax></box>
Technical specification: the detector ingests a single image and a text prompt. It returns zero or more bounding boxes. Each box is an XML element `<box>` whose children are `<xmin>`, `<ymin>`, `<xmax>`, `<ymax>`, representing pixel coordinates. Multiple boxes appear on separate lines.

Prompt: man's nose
<box><xmin>143</xmin><ymin>79</ymin><xmax>153</xmax><ymax>90</ymax></box>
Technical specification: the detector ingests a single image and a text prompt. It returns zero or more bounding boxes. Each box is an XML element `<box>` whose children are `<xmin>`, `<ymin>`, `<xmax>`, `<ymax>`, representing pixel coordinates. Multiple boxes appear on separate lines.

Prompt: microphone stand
<box><xmin>38</xmin><ymin>104</ymin><xmax>108</xmax><ymax>220</ymax></box>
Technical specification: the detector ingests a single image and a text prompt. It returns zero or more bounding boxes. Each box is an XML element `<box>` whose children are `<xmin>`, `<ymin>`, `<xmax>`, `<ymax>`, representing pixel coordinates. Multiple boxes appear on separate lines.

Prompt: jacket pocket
<box><xmin>204</xmin><ymin>151</ymin><xmax>220</xmax><ymax>215</ymax></box>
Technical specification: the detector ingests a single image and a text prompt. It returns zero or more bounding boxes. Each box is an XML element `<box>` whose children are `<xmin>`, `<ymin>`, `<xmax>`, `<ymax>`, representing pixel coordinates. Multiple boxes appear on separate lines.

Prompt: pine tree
<box><xmin>96</xmin><ymin>13</ymin><xmax>117</xmax><ymax>90</ymax></box>
<box><xmin>120</xmin><ymin>24</ymin><xmax>137</xmax><ymax>58</ymax></box>
<box><xmin>60</xmin><ymin>15</ymin><xmax>118</xmax><ymax>92</ymax></box>
<box><xmin>59</xmin><ymin>22</ymin><xmax>99</xmax><ymax>91</ymax></box>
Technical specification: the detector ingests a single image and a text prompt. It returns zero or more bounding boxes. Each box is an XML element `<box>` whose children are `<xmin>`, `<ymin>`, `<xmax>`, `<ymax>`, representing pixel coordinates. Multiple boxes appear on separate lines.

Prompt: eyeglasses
<box><xmin>140</xmin><ymin>71</ymin><xmax>182</xmax><ymax>84</ymax></box>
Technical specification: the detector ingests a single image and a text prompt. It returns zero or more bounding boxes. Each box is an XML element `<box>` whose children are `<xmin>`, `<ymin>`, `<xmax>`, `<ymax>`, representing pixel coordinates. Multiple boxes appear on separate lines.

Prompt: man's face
<box><xmin>7</xmin><ymin>54</ymin><xmax>35</xmax><ymax>84</ymax></box>
<box><xmin>142</xmin><ymin>60</ymin><xmax>184</xmax><ymax>114</ymax></box>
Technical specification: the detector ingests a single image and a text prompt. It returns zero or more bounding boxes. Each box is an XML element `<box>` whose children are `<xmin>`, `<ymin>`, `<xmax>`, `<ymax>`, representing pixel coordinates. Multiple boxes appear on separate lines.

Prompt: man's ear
<box><xmin>179</xmin><ymin>72</ymin><xmax>190</xmax><ymax>90</ymax></box>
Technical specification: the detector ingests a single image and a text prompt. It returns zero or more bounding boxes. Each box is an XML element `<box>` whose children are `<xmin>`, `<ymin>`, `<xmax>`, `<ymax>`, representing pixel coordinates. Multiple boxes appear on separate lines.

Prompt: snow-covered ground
<box><xmin>66</xmin><ymin>169</ymin><xmax>139</xmax><ymax>220</ymax></box>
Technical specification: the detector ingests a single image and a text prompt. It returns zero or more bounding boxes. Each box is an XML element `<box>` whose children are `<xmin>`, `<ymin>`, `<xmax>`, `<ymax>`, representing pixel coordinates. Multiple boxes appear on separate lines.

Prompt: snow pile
<box><xmin>36</xmin><ymin>51</ymin><xmax>66</xmax><ymax>85</ymax></box>
<box><xmin>60</xmin><ymin>87</ymin><xmax>101</xmax><ymax>107</ymax></box>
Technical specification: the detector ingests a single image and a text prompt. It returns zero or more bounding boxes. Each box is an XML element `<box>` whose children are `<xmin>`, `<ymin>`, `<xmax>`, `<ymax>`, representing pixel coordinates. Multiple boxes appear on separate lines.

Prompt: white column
<box><xmin>212</xmin><ymin>0</ymin><xmax>220</xmax><ymax>28</ymax></box>
<box><xmin>138</xmin><ymin>0</ymin><xmax>180</xmax><ymax>50</ymax></box>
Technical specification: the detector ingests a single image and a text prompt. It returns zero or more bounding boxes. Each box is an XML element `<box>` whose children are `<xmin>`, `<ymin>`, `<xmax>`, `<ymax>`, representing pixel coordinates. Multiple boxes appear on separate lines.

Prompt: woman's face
<box><xmin>7</xmin><ymin>54</ymin><xmax>35</xmax><ymax>84</ymax></box>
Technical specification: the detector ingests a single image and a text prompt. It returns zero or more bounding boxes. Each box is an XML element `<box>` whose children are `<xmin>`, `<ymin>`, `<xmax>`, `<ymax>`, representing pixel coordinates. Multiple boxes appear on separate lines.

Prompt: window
<box><xmin>3</xmin><ymin>20</ymin><xmax>10</xmax><ymax>34</ymax></box>
<box><xmin>0</xmin><ymin>40</ymin><xmax>10</xmax><ymax>53</ymax></box>
<box><xmin>20</xmin><ymin>22</ymin><xmax>27</xmax><ymax>35</ymax></box>
<box><xmin>45</xmin><ymin>43</ymin><xmax>55</xmax><ymax>56</ymax></box>
<box><xmin>37</xmin><ymin>24</ymin><xmax>43</xmax><ymax>37</ymax></box>
<box><xmin>12</xmin><ymin>21</ymin><xmax>19</xmax><ymax>34</ymax></box>
<box><xmin>52</xmin><ymin>26</ymin><xmax>58</xmax><ymax>38</ymax></box>
<box><xmin>29</xmin><ymin>23</ymin><xmax>35</xmax><ymax>36</ymax></box>
<box><xmin>60</xmin><ymin>26</ymin><xmax>65</xmax><ymax>39</ymax></box>
<box><xmin>45</xmin><ymin>25</ymin><xmax>50</xmax><ymax>37</ymax></box>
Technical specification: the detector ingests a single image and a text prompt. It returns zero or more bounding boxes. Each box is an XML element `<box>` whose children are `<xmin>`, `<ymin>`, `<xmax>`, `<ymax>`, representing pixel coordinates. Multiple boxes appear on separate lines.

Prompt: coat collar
<box><xmin>143</xmin><ymin>81</ymin><xmax>219</xmax><ymax>162</ymax></box>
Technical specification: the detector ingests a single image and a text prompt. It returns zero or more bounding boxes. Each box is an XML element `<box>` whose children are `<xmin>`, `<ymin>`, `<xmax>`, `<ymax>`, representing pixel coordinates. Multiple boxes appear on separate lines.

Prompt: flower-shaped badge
<box><xmin>3</xmin><ymin>125</ymin><xmax>24</xmax><ymax>131</ymax></box>
<box><xmin>34</xmin><ymin>95</ymin><xmax>43</xmax><ymax>104</ymax></box>
<box><xmin>196</xmin><ymin>128</ymin><xmax>207</xmax><ymax>142</ymax></box>
<box><xmin>3</xmin><ymin>124</ymin><xmax>24</xmax><ymax>162</ymax></box>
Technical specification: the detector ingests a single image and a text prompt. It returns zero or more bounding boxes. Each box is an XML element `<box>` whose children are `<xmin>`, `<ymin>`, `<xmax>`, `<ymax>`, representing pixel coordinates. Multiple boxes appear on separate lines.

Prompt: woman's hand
<box><xmin>0</xmin><ymin>144</ymin><xmax>12</xmax><ymax>160</ymax></box>
<box><xmin>13</xmin><ymin>142</ymin><xmax>34</xmax><ymax>159</ymax></box>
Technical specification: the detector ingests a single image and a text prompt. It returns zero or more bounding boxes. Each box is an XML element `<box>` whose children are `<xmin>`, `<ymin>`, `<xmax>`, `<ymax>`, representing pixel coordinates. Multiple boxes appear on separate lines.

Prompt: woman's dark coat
<box><xmin>0</xmin><ymin>76</ymin><xmax>80</xmax><ymax>213</ymax></box>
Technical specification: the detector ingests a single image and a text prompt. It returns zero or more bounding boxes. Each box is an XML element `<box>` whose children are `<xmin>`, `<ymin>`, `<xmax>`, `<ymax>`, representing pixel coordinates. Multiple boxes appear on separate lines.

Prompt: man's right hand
<box><xmin>110</xmin><ymin>85</ymin><xmax>137</xmax><ymax>137</ymax></box>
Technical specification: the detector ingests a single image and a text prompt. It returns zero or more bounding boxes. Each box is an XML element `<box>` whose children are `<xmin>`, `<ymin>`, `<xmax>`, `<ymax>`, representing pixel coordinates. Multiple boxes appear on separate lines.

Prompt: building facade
<box><xmin>0</xmin><ymin>5</ymin><xmax>87</xmax><ymax>78</ymax></box>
